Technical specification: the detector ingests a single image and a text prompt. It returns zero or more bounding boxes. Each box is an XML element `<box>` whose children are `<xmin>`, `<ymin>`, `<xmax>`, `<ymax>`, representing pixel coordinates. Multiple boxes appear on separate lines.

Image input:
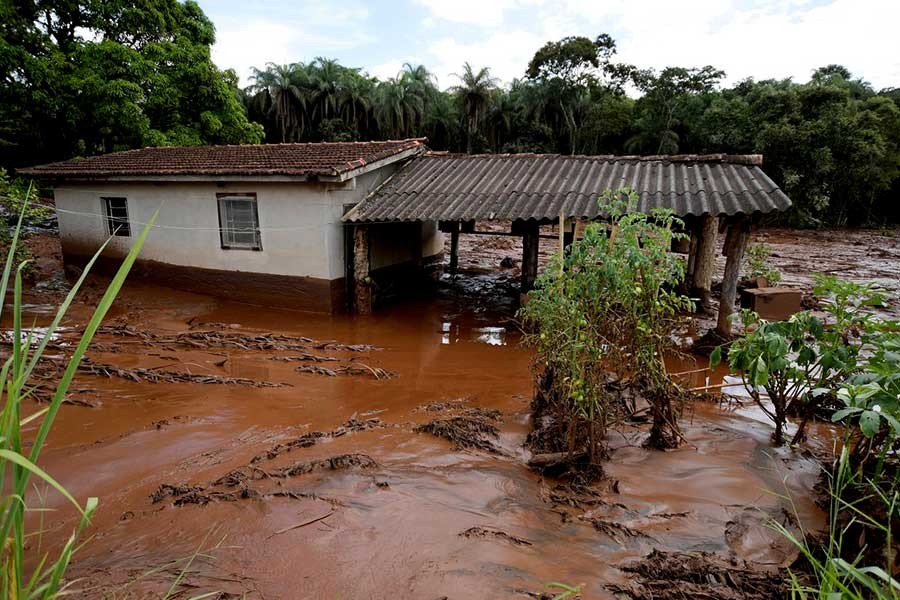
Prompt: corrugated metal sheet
<box><xmin>343</xmin><ymin>154</ymin><xmax>792</xmax><ymax>222</ymax></box>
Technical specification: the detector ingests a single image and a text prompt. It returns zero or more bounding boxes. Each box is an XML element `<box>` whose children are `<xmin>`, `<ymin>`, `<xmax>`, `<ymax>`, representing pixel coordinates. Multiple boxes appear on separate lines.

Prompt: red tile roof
<box><xmin>19</xmin><ymin>139</ymin><xmax>427</xmax><ymax>179</ymax></box>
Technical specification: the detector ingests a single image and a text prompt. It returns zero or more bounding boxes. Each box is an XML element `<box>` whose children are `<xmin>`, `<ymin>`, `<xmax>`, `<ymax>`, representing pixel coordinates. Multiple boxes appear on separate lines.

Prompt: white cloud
<box><xmin>208</xmin><ymin>1</ymin><xmax>375</xmax><ymax>85</ymax></box>
<box><xmin>427</xmin><ymin>30</ymin><xmax>546</xmax><ymax>88</ymax></box>
<box><xmin>413</xmin><ymin>0</ymin><xmax>520</xmax><ymax>27</ymax></box>
<box><xmin>416</xmin><ymin>0</ymin><xmax>900</xmax><ymax>90</ymax></box>
<box><xmin>368</xmin><ymin>60</ymin><xmax>405</xmax><ymax>80</ymax></box>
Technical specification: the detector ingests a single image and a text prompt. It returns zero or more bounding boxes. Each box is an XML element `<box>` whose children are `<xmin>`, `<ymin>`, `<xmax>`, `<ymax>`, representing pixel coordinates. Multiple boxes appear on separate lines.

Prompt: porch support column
<box><xmin>716</xmin><ymin>217</ymin><xmax>750</xmax><ymax>337</ymax></box>
<box><xmin>691</xmin><ymin>214</ymin><xmax>719</xmax><ymax>312</ymax></box>
<box><xmin>353</xmin><ymin>225</ymin><xmax>373</xmax><ymax>315</ymax></box>
<box><xmin>449</xmin><ymin>223</ymin><xmax>460</xmax><ymax>275</ymax></box>
<box><xmin>521</xmin><ymin>221</ymin><xmax>540</xmax><ymax>292</ymax></box>
<box><xmin>685</xmin><ymin>219</ymin><xmax>699</xmax><ymax>282</ymax></box>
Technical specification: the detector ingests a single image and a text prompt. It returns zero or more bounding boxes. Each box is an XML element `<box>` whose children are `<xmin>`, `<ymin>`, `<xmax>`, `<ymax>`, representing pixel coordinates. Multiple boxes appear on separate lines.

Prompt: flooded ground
<box><xmin>13</xmin><ymin>227</ymin><xmax>894</xmax><ymax>599</ymax></box>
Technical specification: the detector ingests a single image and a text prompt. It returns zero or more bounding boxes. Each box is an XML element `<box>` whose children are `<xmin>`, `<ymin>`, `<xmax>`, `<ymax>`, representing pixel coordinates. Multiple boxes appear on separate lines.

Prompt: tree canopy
<box><xmin>0</xmin><ymin>0</ymin><xmax>263</xmax><ymax>168</ymax></box>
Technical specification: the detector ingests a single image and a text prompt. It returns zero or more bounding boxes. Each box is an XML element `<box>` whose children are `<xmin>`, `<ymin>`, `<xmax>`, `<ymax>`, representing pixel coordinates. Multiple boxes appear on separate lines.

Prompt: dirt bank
<box><xmin>10</xmin><ymin>228</ymin><xmax>883</xmax><ymax>598</ymax></box>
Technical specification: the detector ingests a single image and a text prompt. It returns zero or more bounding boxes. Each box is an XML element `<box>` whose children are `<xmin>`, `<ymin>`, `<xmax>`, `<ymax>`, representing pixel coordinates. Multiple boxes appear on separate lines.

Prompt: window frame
<box><xmin>216</xmin><ymin>193</ymin><xmax>262</xmax><ymax>251</ymax></box>
<box><xmin>101</xmin><ymin>197</ymin><xmax>131</xmax><ymax>237</ymax></box>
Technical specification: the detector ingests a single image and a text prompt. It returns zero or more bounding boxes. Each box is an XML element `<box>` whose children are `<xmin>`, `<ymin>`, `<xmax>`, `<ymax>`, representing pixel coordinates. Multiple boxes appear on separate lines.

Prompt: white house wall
<box><xmin>53</xmin><ymin>167</ymin><xmax>412</xmax><ymax>281</ymax></box>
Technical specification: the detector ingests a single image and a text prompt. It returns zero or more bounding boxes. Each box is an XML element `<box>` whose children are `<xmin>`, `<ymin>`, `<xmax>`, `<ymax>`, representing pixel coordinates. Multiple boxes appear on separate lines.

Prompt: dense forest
<box><xmin>2</xmin><ymin>1</ymin><xmax>899</xmax><ymax>225</ymax></box>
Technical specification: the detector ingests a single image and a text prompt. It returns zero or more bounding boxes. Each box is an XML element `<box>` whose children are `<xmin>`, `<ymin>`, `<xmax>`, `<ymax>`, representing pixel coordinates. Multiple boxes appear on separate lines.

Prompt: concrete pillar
<box><xmin>691</xmin><ymin>214</ymin><xmax>719</xmax><ymax>312</ymax></box>
<box><xmin>716</xmin><ymin>218</ymin><xmax>750</xmax><ymax>336</ymax></box>
<box><xmin>449</xmin><ymin>226</ymin><xmax>460</xmax><ymax>275</ymax></box>
<box><xmin>353</xmin><ymin>225</ymin><xmax>372</xmax><ymax>315</ymax></box>
<box><xmin>521</xmin><ymin>221</ymin><xmax>540</xmax><ymax>292</ymax></box>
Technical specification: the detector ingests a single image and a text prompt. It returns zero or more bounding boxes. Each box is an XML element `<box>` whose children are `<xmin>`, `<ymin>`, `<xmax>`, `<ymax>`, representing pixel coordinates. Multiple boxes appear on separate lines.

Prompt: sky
<box><xmin>198</xmin><ymin>0</ymin><xmax>900</xmax><ymax>91</ymax></box>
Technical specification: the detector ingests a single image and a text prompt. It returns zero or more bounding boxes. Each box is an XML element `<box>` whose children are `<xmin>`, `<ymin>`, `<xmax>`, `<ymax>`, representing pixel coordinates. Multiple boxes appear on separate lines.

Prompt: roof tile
<box><xmin>19</xmin><ymin>139</ymin><xmax>427</xmax><ymax>179</ymax></box>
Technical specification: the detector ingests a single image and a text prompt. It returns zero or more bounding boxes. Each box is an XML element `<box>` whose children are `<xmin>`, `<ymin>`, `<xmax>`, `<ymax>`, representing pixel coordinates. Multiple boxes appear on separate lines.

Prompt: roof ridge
<box><xmin>423</xmin><ymin>151</ymin><xmax>763</xmax><ymax>165</ymax></box>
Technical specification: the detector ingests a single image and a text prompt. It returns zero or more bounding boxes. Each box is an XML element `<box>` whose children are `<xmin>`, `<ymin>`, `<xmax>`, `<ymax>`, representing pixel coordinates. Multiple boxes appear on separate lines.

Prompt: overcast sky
<box><xmin>198</xmin><ymin>0</ymin><xmax>900</xmax><ymax>91</ymax></box>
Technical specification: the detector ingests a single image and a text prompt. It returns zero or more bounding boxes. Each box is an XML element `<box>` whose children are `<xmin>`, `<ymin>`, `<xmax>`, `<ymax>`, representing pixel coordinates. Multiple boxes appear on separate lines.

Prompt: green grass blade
<box><xmin>0</xmin><ymin>450</ymin><xmax>83</xmax><ymax>515</ymax></box>
<box><xmin>28</xmin><ymin>209</ymin><xmax>158</xmax><ymax>465</ymax></box>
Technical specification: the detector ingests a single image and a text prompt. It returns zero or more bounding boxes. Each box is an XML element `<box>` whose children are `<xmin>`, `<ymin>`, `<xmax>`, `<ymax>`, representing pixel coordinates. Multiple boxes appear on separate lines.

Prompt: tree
<box><xmin>0</xmin><ymin>0</ymin><xmax>262</xmax><ymax>168</ymax></box>
<box><xmin>450</xmin><ymin>63</ymin><xmax>499</xmax><ymax>154</ymax></box>
<box><xmin>628</xmin><ymin>66</ymin><xmax>724</xmax><ymax>154</ymax></box>
<box><xmin>248</xmin><ymin>63</ymin><xmax>307</xmax><ymax>142</ymax></box>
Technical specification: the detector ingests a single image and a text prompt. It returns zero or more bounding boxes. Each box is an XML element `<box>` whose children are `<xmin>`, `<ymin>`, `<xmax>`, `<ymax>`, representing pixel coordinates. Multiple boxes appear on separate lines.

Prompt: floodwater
<box><xmin>13</xmin><ymin>232</ymin><xmax>842</xmax><ymax>599</ymax></box>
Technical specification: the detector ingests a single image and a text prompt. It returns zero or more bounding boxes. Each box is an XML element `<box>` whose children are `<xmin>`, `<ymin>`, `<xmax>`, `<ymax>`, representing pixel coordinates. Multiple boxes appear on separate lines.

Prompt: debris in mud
<box><xmin>578</xmin><ymin>515</ymin><xmax>654</xmax><ymax>543</ymax></box>
<box><xmin>94</xmin><ymin>324</ymin><xmax>382</xmax><ymax>353</ymax></box>
<box><xmin>296</xmin><ymin>362</ymin><xmax>395</xmax><ymax>379</ymax></box>
<box><xmin>416</xmin><ymin>399</ymin><xmax>501</xmax><ymax>420</ymax></box>
<box><xmin>151</xmin><ymin>453</ymin><xmax>376</xmax><ymax>506</ymax></box>
<box><xmin>268</xmin><ymin>453</ymin><xmax>378</xmax><ymax>478</ymax></box>
<box><xmin>269</xmin><ymin>353</ymin><xmax>340</xmax><ymax>363</ymax></box>
<box><xmin>610</xmin><ymin>549</ymin><xmax>787</xmax><ymax>600</ymax></box>
<box><xmin>250</xmin><ymin>431</ymin><xmax>328</xmax><ymax>464</ymax></box>
<box><xmin>415</xmin><ymin>415</ymin><xmax>502</xmax><ymax>454</ymax></box>
<box><xmin>80</xmin><ymin>358</ymin><xmax>289</xmax><ymax>387</ymax></box>
<box><xmin>250</xmin><ymin>418</ymin><xmax>384</xmax><ymax>464</ymax></box>
<box><xmin>459</xmin><ymin>526</ymin><xmax>532</xmax><ymax>546</ymax></box>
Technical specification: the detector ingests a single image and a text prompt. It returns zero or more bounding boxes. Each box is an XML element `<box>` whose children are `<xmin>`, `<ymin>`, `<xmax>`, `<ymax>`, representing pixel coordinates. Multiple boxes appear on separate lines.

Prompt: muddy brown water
<box><xmin>12</xmin><ymin>288</ymin><xmax>825</xmax><ymax>599</ymax></box>
<box><xmin>9</xmin><ymin>232</ymin><xmax>852</xmax><ymax>599</ymax></box>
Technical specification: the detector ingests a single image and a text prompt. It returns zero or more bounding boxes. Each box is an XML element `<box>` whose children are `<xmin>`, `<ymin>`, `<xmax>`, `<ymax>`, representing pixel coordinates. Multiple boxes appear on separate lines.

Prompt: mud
<box><xmin>11</xmin><ymin>230</ymin><xmax>886</xmax><ymax>598</ymax></box>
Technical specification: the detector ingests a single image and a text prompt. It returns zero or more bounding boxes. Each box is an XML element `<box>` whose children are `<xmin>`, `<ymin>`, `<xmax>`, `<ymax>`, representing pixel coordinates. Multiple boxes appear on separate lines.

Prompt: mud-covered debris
<box><xmin>578</xmin><ymin>515</ymin><xmax>653</xmax><ymax>542</ymax></box>
<box><xmin>174</xmin><ymin>330</ymin><xmax>313</xmax><ymax>351</ymax></box>
<box><xmin>462</xmin><ymin>407</ymin><xmax>502</xmax><ymax>420</ymax></box>
<box><xmin>417</xmin><ymin>398</ymin><xmax>471</xmax><ymax>412</ymax></box>
<box><xmin>270</xmin><ymin>453</ymin><xmax>378</xmax><ymax>478</ymax></box>
<box><xmin>249</xmin><ymin>418</ymin><xmax>383</xmax><ymax>464</ymax></box>
<box><xmin>459</xmin><ymin>526</ymin><xmax>532</xmax><ymax>546</ymax></box>
<box><xmin>270</xmin><ymin>353</ymin><xmax>340</xmax><ymax>363</ymax></box>
<box><xmin>415</xmin><ymin>416</ymin><xmax>502</xmax><ymax>454</ymax></box>
<box><xmin>249</xmin><ymin>431</ymin><xmax>327</xmax><ymax>464</ymax></box>
<box><xmin>332</xmin><ymin>416</ymin><xmax>384</xmax><ymax>436</ymax></box>
<box><xmin>611</xmin><ymin>549</ymin><xmax>786</xmax><ymax>600</ymax></box>
<box><xmin>81</xmin><ymin>358</ymin><xmax>289</xmax><ymax>387</ymax></box>
<box><xmin>313</xmin><ymin>341</ymin><xmax>380</xmax><ymax>352</ymax></box>
<box><xmin>296</xmin><ymin>362</ymin><xmax>395</xmax><ymax>379</ymax></box>
<box><xmin>150</xmin><ymin>483</ymin><xmax>205</xmax><ymax>503</ymax></box>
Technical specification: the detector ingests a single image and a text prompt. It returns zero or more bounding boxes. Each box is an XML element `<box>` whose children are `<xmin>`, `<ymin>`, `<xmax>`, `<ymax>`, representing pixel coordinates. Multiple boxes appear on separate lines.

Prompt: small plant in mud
<box><xmin>744</xmin><ymin>242</ymin><xmax>782</xmax><ymax>286</ymax></box>
<box><xmin>0</xmin><ymin>188</ymin><xmax>155</xmax><ymax>598</ymax></box>
<box><xmin>714</xmin><ymin>275</ymin><xmax>891</xmax><ymax>446</ymax></box>
<box><xmin>519</xmin><ymin>188</ymin><xmax>693</xmax><ymax>471</ymax></box>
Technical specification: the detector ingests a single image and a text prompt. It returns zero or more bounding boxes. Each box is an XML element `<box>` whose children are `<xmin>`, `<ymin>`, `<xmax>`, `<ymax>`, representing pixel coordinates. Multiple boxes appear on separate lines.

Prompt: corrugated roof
<box><xmin>343</xmin><ymin>153</ymin><xmax>792</xmax><ymax>222</ymax></box>
<box><xmin>19</xmin><ymin>139</ymin><xmax>427</xmax><ymax>179</ymax></box>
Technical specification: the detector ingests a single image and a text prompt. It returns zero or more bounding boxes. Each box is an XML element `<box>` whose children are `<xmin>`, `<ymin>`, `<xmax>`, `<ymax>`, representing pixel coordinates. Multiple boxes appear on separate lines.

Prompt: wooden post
<box><xmin>521</xmin><ymin>221</ymin><xmax>540</xmax><ymax>292</ymax></box>
<box><xmin>686</xmin><ymin>221</ymin><xmax>699</xmax><ymax>281</ymax></box>
<box><xmin>449</xmin><ymin>224</ymin><xmax>460</xmax><ymax>275</ymax></box>
<box><xmin>353</xmin><ymin>225</ymin><xmax>372</xmax><ymax>315</ymax></box>
<box><xmin>691</xmin><ymin>215</ymin><xmax>719</xmax><ymax>312</ymax></box>
<box><xmin>716</xmin><ymin>218</ymin><xmax>750</xmax><ymax>336</ymax></box>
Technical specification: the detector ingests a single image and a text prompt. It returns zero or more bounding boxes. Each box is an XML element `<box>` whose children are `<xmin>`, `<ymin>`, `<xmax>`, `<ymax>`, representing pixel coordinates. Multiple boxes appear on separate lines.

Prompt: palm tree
<box><xmin>400</xmin><ymin>63</ymin><xmax>438</xmax><ymax>134</ymax></box>
<box><xmin>374</xmin><ymin>77</ymin><xmax>424</xmax><ymax>139</ymax></box>
<box><xmin>248</xmin><ymin>63</ymin><xmax>307</xmax><ymax>142</ymax></box>
<box><xmin>450</xmin><ymin>63</ymin><xmax>499</xmax><ymax>153</ymax></box>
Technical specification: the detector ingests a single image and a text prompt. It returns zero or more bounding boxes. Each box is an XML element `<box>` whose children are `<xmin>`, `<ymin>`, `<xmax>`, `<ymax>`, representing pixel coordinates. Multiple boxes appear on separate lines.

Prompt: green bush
<box><xmin>520</xmin><ymin>188</ymin><xmax>693</xmax><ymax>460</ymax></box>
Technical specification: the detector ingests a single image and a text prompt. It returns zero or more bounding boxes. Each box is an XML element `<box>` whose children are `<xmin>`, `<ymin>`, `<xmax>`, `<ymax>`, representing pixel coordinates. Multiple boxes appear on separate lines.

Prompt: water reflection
<box><xmin>441</xmin><ymin>322</ymin><xmax>507</xmax><ymax>346</ymax></box>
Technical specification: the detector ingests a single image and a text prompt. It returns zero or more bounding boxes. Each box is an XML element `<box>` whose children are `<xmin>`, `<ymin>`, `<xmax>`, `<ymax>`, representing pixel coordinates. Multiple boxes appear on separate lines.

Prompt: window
<box><xmin>102</xmin><ymin>197</ymin><xmax>130</xmax><ymax>237</ymax></box>
<box><xmin>217</xmin><ymin>194</ymin><xmax>262</xmax><ymax>250</ymax></box>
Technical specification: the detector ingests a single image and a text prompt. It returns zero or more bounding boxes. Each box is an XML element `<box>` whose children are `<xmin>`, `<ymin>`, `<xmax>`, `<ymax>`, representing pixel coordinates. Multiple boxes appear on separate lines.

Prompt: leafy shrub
<box><xmin>713</xmin><ymin>275</ymin><xmax>890</xmax><ymax>446</ymax></box>
<box><xmin>520</xmin><ymin>189</ymin><xmax>693</xmax><ymax>463</ymax></box>
<box><xmin>744</xmin><ymin>242</ymin><xmax>782</xmax><ymax>285</ymax></box>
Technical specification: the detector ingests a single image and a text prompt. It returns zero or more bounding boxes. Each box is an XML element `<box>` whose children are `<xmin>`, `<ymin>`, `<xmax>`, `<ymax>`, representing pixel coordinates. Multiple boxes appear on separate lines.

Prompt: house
<box><xmin>20</xmin><ymin>139</ymin><xmax>442</xmax><ymax>313</ymax></box>
<box><xmin>23</xmin><ymin>145</ymin><xmax>793</xmax><ymax>329</ymax></box>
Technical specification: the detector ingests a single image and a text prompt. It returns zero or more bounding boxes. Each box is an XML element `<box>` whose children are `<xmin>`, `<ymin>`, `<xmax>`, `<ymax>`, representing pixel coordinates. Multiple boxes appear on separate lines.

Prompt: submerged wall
<box><xmin>53</xmin><ymin>166</ymin><xmax>441</xmax><ymax>312</ymax></box>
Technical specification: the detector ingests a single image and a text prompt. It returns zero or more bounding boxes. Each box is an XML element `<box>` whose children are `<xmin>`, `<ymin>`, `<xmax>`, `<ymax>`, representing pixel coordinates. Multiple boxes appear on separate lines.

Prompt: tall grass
<box><xmin>773</xmin><ymin>445</ymin><xmax>900</xmax><ymax>599</ymax></box>
<box><xmin>0</xmin><ymin>190</ymin><xmax>156</xmax><ymax>598</ymax></box>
